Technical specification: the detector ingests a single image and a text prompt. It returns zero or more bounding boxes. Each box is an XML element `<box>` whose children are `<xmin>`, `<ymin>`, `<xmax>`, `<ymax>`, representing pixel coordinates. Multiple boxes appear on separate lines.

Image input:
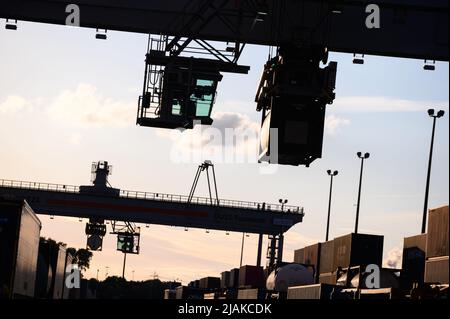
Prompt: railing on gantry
<box><xmin>0</xmin><ymin>179</ymin><xmax>304</xmax><ymax>214</ymax></box>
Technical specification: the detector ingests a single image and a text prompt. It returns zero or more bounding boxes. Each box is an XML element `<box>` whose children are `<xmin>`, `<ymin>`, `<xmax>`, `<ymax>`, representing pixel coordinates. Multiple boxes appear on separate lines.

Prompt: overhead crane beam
<box><xmin>0</xmin><ymin>0</ymin><xmax>448</xmax><ymax>61</ymax></box>
<box><xmin>0</xmin><ymin>179</ymin><xmax>304</xmax><ymax>235</ymax></box>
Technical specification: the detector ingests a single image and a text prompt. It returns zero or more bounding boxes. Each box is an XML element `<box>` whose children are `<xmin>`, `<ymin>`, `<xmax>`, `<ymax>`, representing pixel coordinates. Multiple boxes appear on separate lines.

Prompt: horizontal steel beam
<box><xmin>0</xmin><ymin>185</ymin><xmax>304</xmax><ymax>235</ymax></box>
<box><xmin>0</xmin><ymin>0</ymin><xmax>448</xmax><ymax>61</ymax></box>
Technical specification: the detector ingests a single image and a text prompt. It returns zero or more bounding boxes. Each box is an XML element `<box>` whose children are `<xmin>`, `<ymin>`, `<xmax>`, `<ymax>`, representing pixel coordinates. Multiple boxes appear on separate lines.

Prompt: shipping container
<box><xmin>359</xmin><ymin>288</ymin><xmax>401</xmax><ymax>300</ymax></box>
<box><xmin>401</xmin><ymin>234</ymin><xmax>427</xmax><ymax>289</ymax></box>
<box><xmin>61</xmin><ymin>250</ymin><xmax>75</xmax><ymax>299</ymax></box>
<box><xmin>304</xmin><ymin>243</ymin><xmax>321</xmax><ymax>279</ymax></box>
<box><xmin>319</xmin><ymin>240</ymin><xmax>334</xmax><ymax>274</ymax></box>
<box><xmin>293</xmin><ymin>248</ymin><xmax>305</xmax><ymax>264</ymax></box>
<box><xmin>229</xmin><ymin>268</ymin><xmax>239</xmax><ymax>288</ymax></box>
<box><xmin>221</xmin><ymin>271</ymin><xmax>231</xmax><ymax>289</ymax></box>
<box><xmin>203</xmin><ymin>292</ymin><xmax>217</xmax><ymax>299</ymax></box>
<box><xmin>426</xmin><ymin>205</ymin><xmax>449</xmax><ymax>258</ymax></box>
<box><xmin>333</xmin><ymin>233</ymin><xmax>383</xmax><ymax>269</ymax></box>
<box><xmin>199</xmin><ymin>277</ymin><xmax>221</xmax><ymax>290</ymax></box>
<box><xmin>237</xmin><ymin>288</ymin><xmax>265</xmax><ymax>299</ymax></box>
<box><xmin>34</xmin><ymin>240</ymin><xmax>67</xmax><ymax>299</ymax></box>
<box><xmin>164</xmin><ymin>289</ymin><xmax>176</xmax><ymax>299</ymax></box>
<box><xmin>287</xmin><ymin>284</ymin><xmax>340</xmax><ymax>300</ymax></box>
<box><xmin>0</xmin><ymin>199</ymin><xmax>41</xmax><ymax>299</ymax></box>
<box><xmin>424</xmin><ymin>256</ymin><xmax>449</xmax><ymax>284</ymax></box>
<box><xmin>318</xmin><ymin>272</ymin><xmax>337</xmax><ymax>285</ymax></box>
<box><xmin>175</xmin><ymin>286</ymin><xmax>203</xmax><ymax>299</ymax></box>
<box><xmin>239</xmin><ymin>265</ymin><xmax>265</xmax><ymax>288</ymax></box>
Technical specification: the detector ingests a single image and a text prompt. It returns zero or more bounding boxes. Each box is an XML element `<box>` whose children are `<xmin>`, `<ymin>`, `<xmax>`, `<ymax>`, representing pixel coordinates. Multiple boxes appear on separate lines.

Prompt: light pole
<box><xmin>355</xmin><ymin>152</ymin><xmax>370</xmax><ymax>234</ymax></box>
<box><xmin>326</xmin><ymin>170</ymin><xmax>338</xmax><ymax>241</ymax></box>
<box><xmin>279</xmin><ymin>199</ymin><xmax>288</xmax><ymax>211</ymax></box>
<box><xmin>422</xmin><ymin>109</ymin><xmax>445</xmax><ymax>234</ymax></box>
<box><xmin>240</xmin><ymin>233</ymin><xmax>245</xmax><ymax>267</ymax></box>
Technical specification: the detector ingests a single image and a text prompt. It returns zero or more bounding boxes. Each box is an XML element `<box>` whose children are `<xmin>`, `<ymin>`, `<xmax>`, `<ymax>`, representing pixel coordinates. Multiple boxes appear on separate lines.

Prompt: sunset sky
<box><xmin>0</xmin><ymin>21</ymin><xmax>448</xmax><ymax>283</ymax></box>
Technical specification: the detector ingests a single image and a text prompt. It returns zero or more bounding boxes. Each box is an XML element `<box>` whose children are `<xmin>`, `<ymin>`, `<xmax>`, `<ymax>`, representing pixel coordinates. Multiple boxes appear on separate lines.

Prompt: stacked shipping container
<box><xmin>425</xmin><ymin>205</ymin><xmax>449</xmax><ymax>284</ymax></box>
<box><xmin>0</xmin><ymin>199</ymin><xmax>41</xmax><ymax>299</ymax></box>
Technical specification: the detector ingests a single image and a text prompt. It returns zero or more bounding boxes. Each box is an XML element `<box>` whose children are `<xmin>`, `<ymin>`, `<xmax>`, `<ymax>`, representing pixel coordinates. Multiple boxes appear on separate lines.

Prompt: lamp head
<box><xmin>428</xmin><ymin>109</ymin><xmax>435</xmax><ymax>117</ymax></box>
<box><xmin>334</xmin><ymin>170</ymin><xmax>339</xmax><ymax>176</ymax></box>
<box><xmin>437</xmin><ymin>110</ymin><xmax>445</xmax><ymax>118</ymax></box>
<box><xmin>327</xmin><ymin>170</ymin><xmax>332</xmax><ymax>175</ymax></box>
<box><xmin>364</xmin><ymin>153</ymin><xmax>370</xmax><ymax>159</ymax></box>
<box><xmin>357</xmin><ymin>152</ymin><xmax>362</xmax><ymax>158</ymax></box>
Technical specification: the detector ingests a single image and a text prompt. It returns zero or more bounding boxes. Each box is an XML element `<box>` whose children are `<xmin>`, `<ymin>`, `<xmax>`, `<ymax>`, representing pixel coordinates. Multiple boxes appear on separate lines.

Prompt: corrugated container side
<box><xmin>176</xmin><ymin>286</ymin><xmax>203</xmax><ymax>299</ymax></box>
<box><xmin>334</xmin><ymin>233</ymin><xmax>383</xmax><ymax>269</ymax></box>
<box><xmin>237</xmin><ymin>288</ymin><xmax>265</xmax><ymax>299</ymax></box>
<box><xmin>401</xmin><ymin>234</ymin><xmax>427</xmax><ymax>289</ymax></box>
<box><xmin>221</xmin><ymin>271</ymin><xmax>231</xmax><ymax>289</ymax></box>
<box><xmin>319</xmin><ymin>272</ymin><xmax>337</xmax><ymax>285</ymax></box>
<box><xmin>404</xmin><ymin>234</ymin><xmax>427</xmax><ymax>251</ymax></box>
<box><xmin>62</xmin><ymin>251</ymin><xmax>75</xmax><ymax>299</ymax></box>
<box><xmin>229</xmin><ymin>268</ymin><xmax>239</xmax><ymax>288</ymax></box>
<box><xmin>319</xmin><ymin>240</ymin><xmax>334</xmax><ymax>274</ymax></box>
<box><xmin>426</xmin><ymin>205</ymin><xmax>449</xmax><ymax>258</ymax></box>
<box><xmin>293</xmin><ymin>248</ymin><xmax>305</xmax><ymax>264</ymax></box>
<box><xmin>239</xmin><ymin>265</ymin><xmax>264</xmax><ymax>288</ymax></box>
<box><xmin>53</xmin><ymin>245</ymin><xmax>67</xmax><ymax>299</ymax></box>
<box><xmin>0</xmin><ymin>200</ymin><xmax>41</xmax><ymax>299</ymax></box>
<box><xmin>304</xmin><ymin>243</ymin><xmax>321</xmax><ymax>271</ymax></box>
<box><xmin>287</xmin><ymin>284</ymin><xmax>336</xmax><ymax>300</ymax></box>
<box><xmin>424</xmin><ymin>256</ymin><xmax>449</xmax><ymax>284</ymax></box>
<box><xmin>199</xmin><ymin>277</ymin><xmax>221</xmax><ymax>290</ymax></box>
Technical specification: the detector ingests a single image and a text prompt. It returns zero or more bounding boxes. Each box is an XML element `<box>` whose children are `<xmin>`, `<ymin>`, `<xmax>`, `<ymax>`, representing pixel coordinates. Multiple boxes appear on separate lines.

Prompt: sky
<box><xmin>0</xmin><ymin>21</ymin><xmax>448</xmax><ymax>284</ymax></box>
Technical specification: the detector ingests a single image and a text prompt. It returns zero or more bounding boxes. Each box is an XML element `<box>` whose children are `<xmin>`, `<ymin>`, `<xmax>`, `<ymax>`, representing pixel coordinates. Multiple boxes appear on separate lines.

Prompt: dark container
<box><xmin>175</xmin><ymin>286</ymin><xmax>203</xmax><ymax>299</ymax></box>
<box><xmin>333</xmin><ymin>233</ymin><xmax>384</xmax><ymax>269</ymax></box>
<box><xmin>229</xmin><ymin>268</ymin><xmax>239</xmax><ymax>288</ymax></box>
<box><xmin>61</xmin><ymin>250</ymin><xmax>75</xmax><ymax>299</ymax></box>
<box><xmin>287</xmin><ymin>284</ymin><xmax>340</xmax><ymax>300</ymax></box>
<box><xmin>359</xmin><ymin>288</ymin><xmax>401</xmax><ymax>300</ymax></box>
<box><xmin>304</xmin><ymin>243</ymin><xmax>321</xmax><ymax>277</ymax></box>
<box><xmin>221</xmin><ymin>271</ymin><xmax>231</xmax><ymax>289</ymax></box>
<box><xmin>34</xmin><ymin>240</ymin><xmax>67</xmax><ymax>299</ymax></box>
<box><xmin>0</xmin><ymin>199</ymin><xmax>41</xmax><ymax>299</ymax></box>
<box><xmin>239</xmin><ymin>265</ymin><xmax>265</xmax><ymax>288</ymax></box>
<box><xmin>237</xmin><ymin>288</ymin><xmax>265</xmax><ymax>299</ymax></box>
<box><xmin>426</xmin><ymin>205</ymin><xmax>449</xmax><ymax>258</ymax></box>
<box><xmin>424</xmin><ymin>256</ymin><xmax>449</xmax><ymax>284</ymax></box>
<box><xmin>319</xmin><ymin>240</ymin><xmax>335</xmax><ymax>274</ymax></box>
<box><xmin>318</xmin><ymin>272</ymin><xmax>337</xmax><ymax>285</ymax></box>
<box><xmin>199</xmin><ymin>277</ymin><xmax>220</xmax><ymax>290</ymax></box>
<box><xmin>401</xmin><ymin>234</ymin><xmax>427</xmax><ymax>289</ymax></box>
<box><xmin>293</xmin><ymin>248</ymin><xmax>305</xmax><ymax>264</ymax></box>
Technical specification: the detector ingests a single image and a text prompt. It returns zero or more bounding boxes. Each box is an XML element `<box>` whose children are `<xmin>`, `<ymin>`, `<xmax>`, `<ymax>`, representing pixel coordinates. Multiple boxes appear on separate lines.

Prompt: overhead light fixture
<box><xmin>5</xmin><ymin>19</ymin><xmax>17</xmax><ymax>30</ymax></box>
<box><xmin>256</xmin><ymin>12</ymin><xmax>268</xmax><ymax>22</ymax></box>
<box><xmin>353</xmin><ymin>54</ymin><xmax>365</xmax><ymax>65</ymax></box>
<box><xmin>423</xmin><ymin>60</ymin><xmax>436</xmax><ymax>71</ymax></box>
<box><xmin>95</xmin><ymin>28</ymin><xmax>107</xmax><ymax>40</ymax></box>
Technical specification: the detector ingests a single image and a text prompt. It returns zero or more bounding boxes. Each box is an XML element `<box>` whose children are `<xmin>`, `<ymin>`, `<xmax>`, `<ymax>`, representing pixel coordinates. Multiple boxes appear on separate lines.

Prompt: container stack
<box><xmin>318</xmin><ymin>240</ymin><xmax>336</xmax><ymax>284</ymax></box>
<box><xmin>401</xmin><ymin>233</ymin><xmax>427</xmax><ymax>289</ymax></box>
<box><xmin>424</xmin><ymin>205</ymin><xmax>449</xmax><ymax>285</ymax></box>
<box><xmin>0</xmin><ymin>199</ymin><xmax>41</xmax><ymax>299</ymax></box>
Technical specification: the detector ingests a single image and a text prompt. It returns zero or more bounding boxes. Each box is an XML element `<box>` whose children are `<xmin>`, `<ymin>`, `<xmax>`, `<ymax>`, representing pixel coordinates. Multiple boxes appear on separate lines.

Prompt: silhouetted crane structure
<box><xmin>0</xmin><ymin>0</ymin><xmax>448</xmax><ymax>269</ymax></box>
<box><xmin>1</xmin><ymin>0</ymin><xmax>448</xmax><ymax>166</ymax></box>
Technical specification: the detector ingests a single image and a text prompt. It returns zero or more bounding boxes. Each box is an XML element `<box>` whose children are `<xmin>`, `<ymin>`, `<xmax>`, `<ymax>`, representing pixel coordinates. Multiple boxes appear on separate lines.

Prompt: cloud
<box><xmin>383</xmin><ymin>247</ymin><xmax>403</xmax><ymax>269</ymax></box>
<box><xmin>325</xmin><ymin>115</ymin><xmax>350</xmax><ymax>135</ymax></box>
<box><xmin>157</xmin><ymin>111</ymin><xmax>261</xmax><ymax>163</ymax></box>
<box><xmin>0</xmin><ymin>95</ymin><xmax>32</xmax><ymax>114</ymax></box>
<box><xmin>334</xmin><ymin>96</ymin><xmax>448</xmax><ymax>113</ymax></box>
<box><xmin>46</xmin><ymin>84</ymin><xmax>135</xmax><ymax>127</ymax></box>
<box><xmin>67</xmin><ymin>133</ymin><xmax>82</xmax><ymax>145</ymax></box>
